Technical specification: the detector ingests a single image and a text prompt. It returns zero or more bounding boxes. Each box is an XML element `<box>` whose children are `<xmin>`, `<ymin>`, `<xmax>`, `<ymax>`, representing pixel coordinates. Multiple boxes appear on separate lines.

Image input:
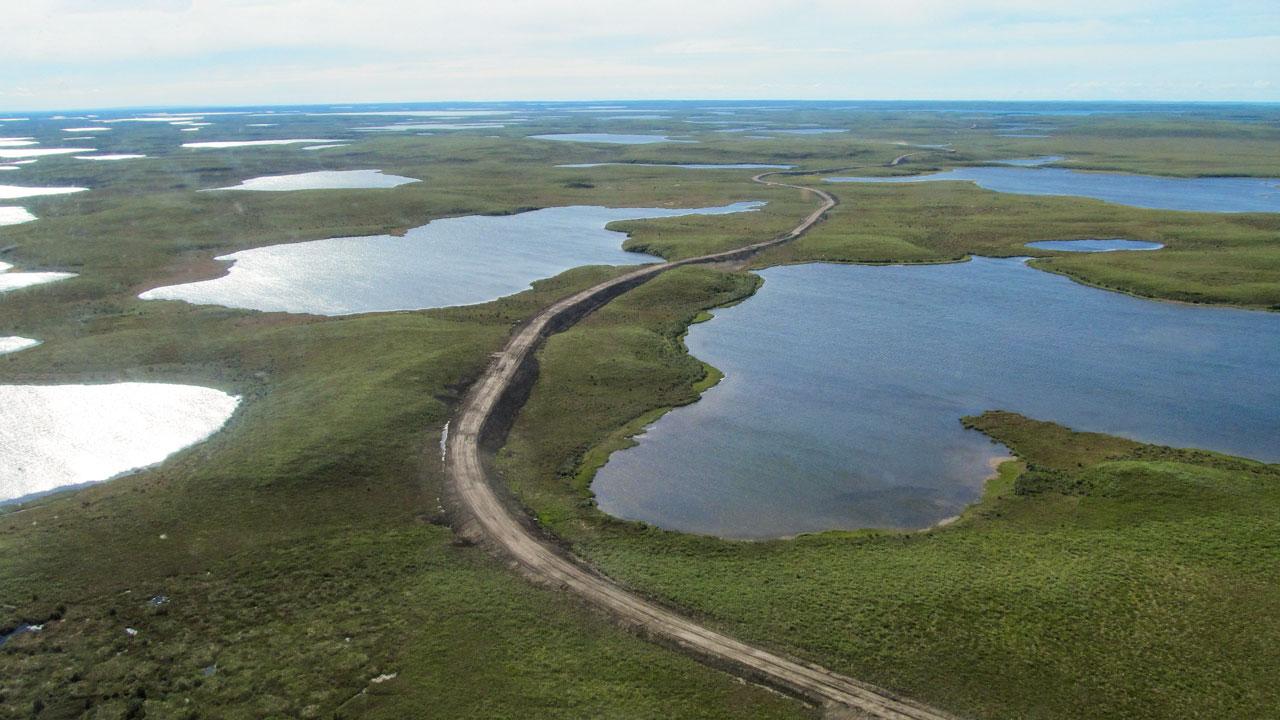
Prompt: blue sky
<box><xmin>2</xmin><ymin>0</ymin><xmax>1277</xmax><ymax>110</ymax></box>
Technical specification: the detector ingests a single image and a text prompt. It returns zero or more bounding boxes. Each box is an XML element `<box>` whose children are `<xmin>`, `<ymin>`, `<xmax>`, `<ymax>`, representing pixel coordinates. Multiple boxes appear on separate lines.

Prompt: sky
<box><xmin>3</xmin><ymin>0</ymin><xmax>1278</xmax><ymax>110</ymax></box>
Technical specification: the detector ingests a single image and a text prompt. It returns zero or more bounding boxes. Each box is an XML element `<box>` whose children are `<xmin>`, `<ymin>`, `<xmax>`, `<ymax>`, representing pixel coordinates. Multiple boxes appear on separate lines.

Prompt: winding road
<box><xmin>443</xmin><ymin>173</ymin><xmax>956</xmax><ymax>719</ymax></box>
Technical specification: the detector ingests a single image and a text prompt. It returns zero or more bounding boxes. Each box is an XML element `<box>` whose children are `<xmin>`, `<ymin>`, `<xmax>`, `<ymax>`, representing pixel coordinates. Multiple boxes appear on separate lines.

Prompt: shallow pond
<box><xmin>0</xmin><ymin>260</ymin><xmax>76</xmax><ymax>293</ymax></box>
<box><xmin>999</xmin><ymin>156</ymin><xmax>1062</xmax><ymax>166</ymax></box>
<box><xmin>826</xmin><ymin>167</ymin><xmax>1280</xmax><ymax>212</ymax></box>
<box><xmin>0</xmin><ymin>207</ymin><xmax>37</xmax><ymax>225</ymax></box>
<box><xmin>593</xmin><ymin>257</ymin><xmax>1280</xmax><ymax>538</ymax></box>
<box><xmin>558</xmin><ymin>163</ymin><xmax>792</xmax><ymax>170</ymax></box>
<box><xmin>0</xmin><ymin>148</ymin><xmax>94</xmax><ymax>159</ymax></box>
<box><xmin>209</xmin><ymin>169</ymin><xmax>418</xmax><ymax>192</ymax></box>
<box><xmin>771</xmin><ymin>128</ymin><xmax>848</xmax><ymax>135</ymax></box>
<box><xmin>0</xmin><ymin>185</ymin><xmax>87</xmax><ymax>199</ymax></box>
<box><xmin>0</xmin><ymin>337</ymin><xmax>39</xmax><ymax>355</ymax></box>
<box><xmin>530</xmin><ymin>134</ymin><xmax>694</xmax><ymax>145</ymax></box>
<box><xmin>182</xmin><ymin>139</ymin><xmax>341</xmax><ymax>149</ymax></box>
<box><xmin>0</xmin><ymin>382</ymin><xmax>239</xmax><ymax>503</ymax></box>
<box><xmin>1027</xmin><ymin>239</ymin><xmax>1163</xmax><ymax>252</ymax></box>
<box><xmin>141</xmin><ymin>202</ymin><xmax>762</xmax><ymax>315</ymax></box>
<box><xmin>357</xmin><ymin>123</ymin><xmax>506</xmax><ymax>131</ymax></box>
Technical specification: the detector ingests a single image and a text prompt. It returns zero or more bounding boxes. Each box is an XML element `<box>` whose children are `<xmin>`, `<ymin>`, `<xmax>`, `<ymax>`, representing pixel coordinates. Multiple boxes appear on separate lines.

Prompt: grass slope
<box><xmin>0</xmin><ymin>267</ymin><xmax>809</xmax><ymax>719</ymax></box>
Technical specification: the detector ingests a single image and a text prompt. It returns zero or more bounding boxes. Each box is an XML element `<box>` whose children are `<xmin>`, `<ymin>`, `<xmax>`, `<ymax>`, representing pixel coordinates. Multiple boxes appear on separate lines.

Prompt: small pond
<box><xmin>1027</xmin><ymin>239</ymin><xmax>1163</xmax><ymax>252</ymax></box>
<box><xmin>0</xmin><ymin>260</ymin><xmax>76</xmax><ymax>293</ymax></box>
<box><xmin>0</xmin><ymin>383</ymin><xmax>240</xmax><ymax>503</ymax></box>
<box><xmin>530</xmin><ymin>134</ymin><xmax>694</xmax><ymax>145</ymax></box>
<box><xmin>558</xmin><ymin>163</ymin><xmax>792</xmax><ymax>170</ymax></box>
<box><xmin>209</xmin><ymin>169</ymin><xmax>418</xmax><ymax>192</ymax></box>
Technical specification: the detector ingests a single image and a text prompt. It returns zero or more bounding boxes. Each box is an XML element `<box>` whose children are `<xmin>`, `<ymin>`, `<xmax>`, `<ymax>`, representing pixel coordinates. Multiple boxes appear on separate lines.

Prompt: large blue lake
<box><xmin>592</xmin><ymin>258</ymin><xmax>1280</xmax><ymax>538</ymax></box>
<box><xmin>826</xmin><ymin>166</ymin><xmax>1280</xmax><ymax>212</ymax></box>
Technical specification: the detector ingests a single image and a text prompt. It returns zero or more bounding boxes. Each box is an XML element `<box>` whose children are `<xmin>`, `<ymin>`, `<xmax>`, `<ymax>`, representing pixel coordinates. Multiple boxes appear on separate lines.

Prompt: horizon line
<box><xmin>5</xmin><ymin>97</ymin><xmax>1280</xmax><ymax>115</ymax></box>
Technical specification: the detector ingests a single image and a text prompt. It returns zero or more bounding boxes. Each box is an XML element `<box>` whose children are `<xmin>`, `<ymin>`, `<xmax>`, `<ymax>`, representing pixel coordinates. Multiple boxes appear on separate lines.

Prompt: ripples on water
<box><xmin>594</xmin><ymin>258</ymin><xmax>1280</xmax><ymax>538</ymax></box>
<box><xmin>208</xmin><ymin>169</ymin><xmax>419</xmax><ymax>192</ymax></box>
<box><xmin>826</xmin><ymin>166</ymin><xmax>1280</xmax><ymax>212</ymax></box>
<box><xmin>1026</xmin><ymin>239</ymin><xmax>1164</xmax><ymax>252</ymax></box>
<box><xmin>0</xmin><ymin>383</ymin><xmax>240</xmax><ymax>503</ymax></box>
<box><xmin>141</xmin><ymin>203</ymin><xmax>763</xmax><ymax>315</ymax></box>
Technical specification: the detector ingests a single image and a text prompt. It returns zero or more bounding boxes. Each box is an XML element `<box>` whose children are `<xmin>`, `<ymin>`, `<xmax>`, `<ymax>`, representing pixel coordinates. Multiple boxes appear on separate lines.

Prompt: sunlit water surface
<box><xmin>826</xmin><ymin>166</ymin><xmax>1280</xmax><ymax>212</ymax></box>
<box><xmin>141</xmin><ymin>203</ymin><xmax>762</xmax><ymax>315</ymax></box>
<box><xmin>0</xmin><ymin>260</ymin><xmax>76</xmax><ymax>293</ymax></box>
<box><xmin>0</xmin><ymin>337</ymin><xmax>39</xmax><ymax>355</ymax></box>
<box><xmin>0</xmin><ymin>383</ymin><xmax>240</xmax><ymax>502</ymax></box>
<box><xmin>531</xmin><ymin>134</ymin><xmax>695</xmax><ymax>144</ymax></box>
<box><xmin>209</xmin><ymin>169</ymin><xmax>418</xmax><ymax>192</ymax></box>
<box><xmin>1027</xmin><ymin>239</ymin><xmax>1164</xmax><ymax>252</ymax></box>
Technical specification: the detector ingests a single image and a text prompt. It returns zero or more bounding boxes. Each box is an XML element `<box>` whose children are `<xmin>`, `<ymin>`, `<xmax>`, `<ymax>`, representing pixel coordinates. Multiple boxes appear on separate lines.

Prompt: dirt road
<box><xmin>443</xmin><ymin>173</ymin><xmax>957</xmax><ymax>719</ymax></box>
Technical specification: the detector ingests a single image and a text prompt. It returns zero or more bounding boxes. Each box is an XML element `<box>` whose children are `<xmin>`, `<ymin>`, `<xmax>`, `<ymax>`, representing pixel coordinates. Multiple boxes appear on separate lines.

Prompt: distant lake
<box><xmin>826</xmin><ymin>167</ymin><xmax>1280</xmax><ymax>212</ymax></box>
<box><xmin>0</xmin><ymin>260</ymin><xmax>76</xmax><ymax>293</ymax></box>
<box><xmin>771</xmin><ymin>128</ymin><xmax>848</xmax><ymax>135</ymax></box>
<box><xmin>530</xmin><ymin>134</ymin><xmax>695</xmax><ymax>145</ymax></box>
<box><xmin>0</xmin><ymin>382</ymin><xmax>239</xmax><ymax>503</ymax></box>
<box><xmin>209</xmin><ymin>169</ymin><xmax>418</xmax><ymax>192</ymax></box>
<box><xmin>558</xmin><ymin>163</ymin><xmax>792</xmax><ymax>170</ymax></box>
<box><xmin>593</xmin><ymin>258</ymin><xmax>1280</xmax><ymax>538</ymax></box>
<box><xmin>0</xmin><ymin>337</ymin><xmax>38</xmax><ymax>355</ymax></box>
<box><xmin>999</xmin><ymin>156</ymin><xmax>1062</xmax><ymax>166</ymax></box>
<box><xmin>75</xmin><ymin>154</ymin><xmax>147</xmax><ymax>161</ymax></box>
<box><xmin>356</xmin><ymin>123</ymin><xmax>506</xmax><ymax>131</ymax></box>
<box><xmin>141</xmin><ymin>203</ymin><xmax>762</xmax><ymax>315</ymax></box>
<box><xmin>0</xmin><ymin>207</ymin><xmax>36</xmax><ymax>226</ymax></box>
<box><xmin>1027</xmin><ymin>239</ymin><xmax>1163</xmax><ymax>252</ymax></box>
<box><xmin>0</xmin><ymin>185</ymin><xmax>87</xmax><ymax>200</ymax></box>
<box><xmin>182</xmin><ymin>139</ymin><xmax>342</xmax><ymax>149</ymax></box>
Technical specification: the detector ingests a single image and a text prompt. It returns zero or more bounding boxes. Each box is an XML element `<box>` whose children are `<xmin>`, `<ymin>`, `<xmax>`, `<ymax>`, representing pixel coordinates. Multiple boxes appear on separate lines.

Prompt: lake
<box><xmin>592</xmin><ymin>258</ymin><xmax>1280</xmax><ymax>538</ymax></box>
<box><xmin>0</xmin><ymin>382</ymin><xmax>240</xmax><ymax>503</ymax></box>
<box><xmin>530</xmin><ymin>134</ymin><xmax>695</xmax><ymax>144</ymax></box>
<box><xmin>357</xmin><ymin>123</ymin><xmax>506</xmax><ymax>131</ymax></box>
<box><xmin>0</xmin><ymin>337</ymin><xmax>39</xmax><ymax>355</ymax></box>
<box><xmin>209</xmin><ymin>169</ymin><xmax>419</xmax><ymax>192</ymax></box>
<box><xmin>825</xmin><ymin>166</ymin><xmax>1280</xmax><ymax>212</ymax></box>
<box><xmin>0</xmin><ymin>185</ymin><xmax>87</xmax><ymax>200</ymax></box>
<box><xmin>1</xmin><ymin>260</ymin><xmax>76</xmax><ymax>293</ymax></box>
<box><xmin>771</xmin><ymin>128</ymin><xmax>848</xmax><ymax>135</ymax></box>
<box><xmin>140</xmin><ymin>202</ymin><xmax>762</xmax><ymax>315</ymax></box>
<box><xmin>558</xmin><ymin>163</ymin><xmax>793</xmax><ymax>170</ymax></box>
<box><xmin>182</xmin><ymin>139</ymin><xmax>342</xmax><ymax>149</ymax></box>
<box><xmin>0</xmin><ymin>207</ymin><xmax>37</xmax><ymax>226</ymax></box>
<box><xmin>1027</xmin><ymin>239</ymin><xmax>1163</xmax><ymax>252</ymax></box>
<box><xmin>75</xmin><ymin>154</ymin><xmax>147</xmax><ymax>161</ymax></box>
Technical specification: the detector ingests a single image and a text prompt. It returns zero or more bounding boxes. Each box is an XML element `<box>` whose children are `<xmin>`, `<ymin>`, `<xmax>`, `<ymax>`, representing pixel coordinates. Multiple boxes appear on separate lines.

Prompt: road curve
<box><xmin>443</xmin><ymin>173</ymin><xmax>957</xmax><ymax>719</ymax></box>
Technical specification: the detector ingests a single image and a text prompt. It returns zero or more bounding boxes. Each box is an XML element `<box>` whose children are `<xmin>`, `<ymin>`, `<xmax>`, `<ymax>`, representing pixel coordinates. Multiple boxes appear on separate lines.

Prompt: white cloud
<box><xmin>1</xmin><ymin>0</ymin><xmax>1277</xmax><ymax>107</ymax></box>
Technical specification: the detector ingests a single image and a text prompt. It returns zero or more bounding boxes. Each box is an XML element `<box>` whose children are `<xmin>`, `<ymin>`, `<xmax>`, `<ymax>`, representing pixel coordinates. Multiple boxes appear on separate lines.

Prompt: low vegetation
<box><xmin>4</xmin><ymin>108</ymin><xmax>1278</xmax><ymax>718</ymax></box>
<box><xmin>0</xmin><ymin>266</ymin><xmax>809</xmax><ymax>719</ymax></box>
<box><xmin>499</xmin><ymin>268</ymin><xmax>1280</xmax><ymax>719</ymax></box>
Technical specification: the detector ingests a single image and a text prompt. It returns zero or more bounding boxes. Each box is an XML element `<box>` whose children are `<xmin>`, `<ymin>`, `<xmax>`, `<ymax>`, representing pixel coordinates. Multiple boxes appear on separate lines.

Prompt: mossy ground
<box><xmin>3</xmin><ymin>107</ymin><xmax>1278</xmax><ymax>717</ymax></box>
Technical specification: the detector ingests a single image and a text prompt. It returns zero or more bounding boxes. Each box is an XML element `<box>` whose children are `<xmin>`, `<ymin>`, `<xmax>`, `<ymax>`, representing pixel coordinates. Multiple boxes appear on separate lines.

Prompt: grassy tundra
<box><xmin>2</xmin><ymin>106</ymin><xmax>1277</xmax><ymax>717</ymax></box>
